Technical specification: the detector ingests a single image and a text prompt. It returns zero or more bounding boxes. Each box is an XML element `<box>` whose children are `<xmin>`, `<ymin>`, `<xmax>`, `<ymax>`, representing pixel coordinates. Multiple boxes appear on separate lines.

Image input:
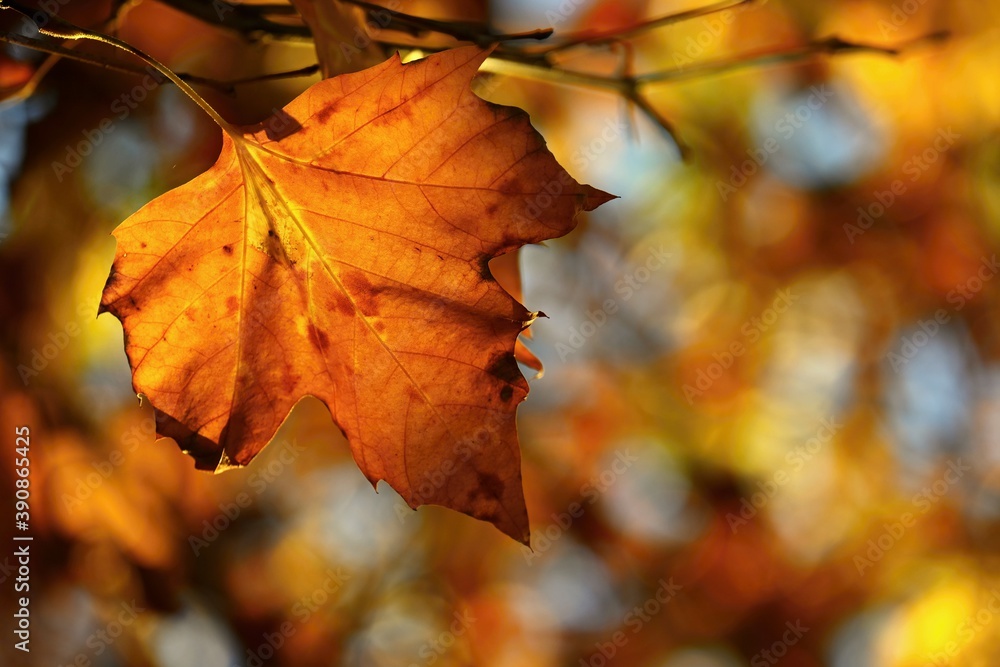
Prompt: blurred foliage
<box><xmin>2</xmin><ymin>0</ymin><xmax>1000</xmax><ymax>666</ymax></box>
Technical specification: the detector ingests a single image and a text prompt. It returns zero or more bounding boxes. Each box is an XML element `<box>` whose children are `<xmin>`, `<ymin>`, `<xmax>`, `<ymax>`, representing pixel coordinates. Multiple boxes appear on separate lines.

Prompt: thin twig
<box><xmin>625</xmin><ymin>86</ymin><xmax>689</xmax><ymax>159</ymax></box>
<box><xmin>539</xmin><ymin>0</ymin><xmax>754</xmax><ymax>54</ymax></box>
<box><xmin>338</xmin><ymin>0</ymin><xmax>552</xmax><ymax>44</ymax></box>
<box><xmin>0</xmin><ymin>32</ymin><xmax>320</xmax><ymax>94</ymax></box>
<box><xmin>154</xmin><ymin>0</ymin><xmax>310</xmax><ymax>38</ymax></box>
<box><xmin>1</xmin><ymin>0</ymin><xmax>948</xmax><ymax>158</ymax></box>
<box><xmin>2</xmin><ymin>0</ymin><xmax>238</xmax><ymax>133</ymax></box>
<box><xmin>637</xmin><ymin>32</ymin><xmax>950</xmax><ymax>84</ymax></box>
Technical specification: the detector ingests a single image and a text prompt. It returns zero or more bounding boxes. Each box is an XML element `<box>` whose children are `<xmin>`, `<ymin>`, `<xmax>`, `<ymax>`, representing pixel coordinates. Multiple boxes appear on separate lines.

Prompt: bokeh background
<box><xmin>3</xmin><ymin>0</ymin><xmax>1000</xmax><ymax>665</ymax></box>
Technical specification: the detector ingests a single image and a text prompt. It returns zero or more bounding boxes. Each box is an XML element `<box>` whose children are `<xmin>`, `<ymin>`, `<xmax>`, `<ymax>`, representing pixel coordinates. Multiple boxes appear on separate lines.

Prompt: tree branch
<box><xmin>2</xmin><ymin>0</ymin><xmax>948</xmax><ymax>159</ymax></box>
<box><xmin>636</xmin><ymin>32</ymin><xmax>950</xmax><ymax>84</ymax></box>
<box><xmin>538</xmin><ymin>0</ymin><xmax>754</xmax><ymax>54</ymax></box>
<box><xmin>153</xmin><ymin>0</ymin><xmax>311</xmax><ymax>38</ymax></box>
<box><xmin>0</xmin><ymin>32</ymin><xmax>319</xmax><ymax>94</ymax></box>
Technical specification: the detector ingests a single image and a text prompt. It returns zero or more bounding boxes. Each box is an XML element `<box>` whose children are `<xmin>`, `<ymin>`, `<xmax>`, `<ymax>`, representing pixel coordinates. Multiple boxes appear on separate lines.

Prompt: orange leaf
<box><xmin>99</xmin><ymin>47</ymin><xmax>613</xmax><ymax>542</ymax></box>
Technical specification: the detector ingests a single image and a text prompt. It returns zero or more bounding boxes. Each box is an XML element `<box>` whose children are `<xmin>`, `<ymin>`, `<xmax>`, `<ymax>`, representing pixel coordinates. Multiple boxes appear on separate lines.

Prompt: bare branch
<box><xmin>539</xmin><ymin>0</ymin><xmax>754</xmax><ymax>54</ymax></box>
<box><xmin>1</xmin><ymin>0</ymin><xmax>947</xmax><ymax>160</ymax></box>
<box><xmin>0</xmin><ymin>32</ymin><xmax>320</xmax><ymax>94</ymax></box>
<box><xmin>153</xmin><ymin>0</ymin><xmax>310</xmax><ymax>38</ymax></box>
<box><xmin>637</xmin><ymin>32</ymin><xmax>950</xmax><ymax>85</ymax></box>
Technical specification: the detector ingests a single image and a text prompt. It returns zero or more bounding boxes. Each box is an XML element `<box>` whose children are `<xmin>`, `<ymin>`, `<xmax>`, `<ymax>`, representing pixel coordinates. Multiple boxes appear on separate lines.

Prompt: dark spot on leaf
<box><xmin>500</xmin><ymin>386</ymin><xmax>513</xmax><ymax>402</ymax></box>
<box><xmin>486</xmin><ymin>202</ymin><xmax>499</xmax><ymax>215</ymax></box>
<box><xmin>268</xmin><ymin>229</ymin><xmax>277</xmax><ymax>238</ymax></box>
<box><xmin>327</xmin><ymin>295</ymin><xmax>353</xmax><ymax>316</ymax></box>
<box><xmin>486</xmin><ymin>353</ymin><xmax>521</xmax><ymax>385</ymax></box>
<box><xmin>307</xmin><ymin>323</ymin><xmax>330</xmax><ymax>352</ymax></box>
<box><xmin>223</xmin><ymin>244</ymin><xmax>233</xmax><ymax>254</ymax></box>
<box><xmin>140</xmin><ymin>242</ymin><xmax>147</xmax><ymax>249</ymax></box>
<box><xmin>315</xmin><ymin>106</ymin><xmax>334</xmax><ymax>124</ymax></box>
<box><xmin>226</xmin><ymin>296</ymin><xmax>238</xmax><ymax>313</ymax></box>
<box><xmin>495</xmin><ymin>178</ymin><xmax>519</xmax><ymax>195</ymax></box>
<box><xmin>343</xmin><ymin>271</ymin><xmax>384</xmax><ymax>316</ymax></box>
<box><xmin>102</xmin><ymin>265</ymin><xmax>119</xmax><ymax>294</ymax></box>
<box><xmin>478</xmin><ymin>255</ymin><xmax>494</xmax><ymax>281</ymax></box>
<box><xmin>476</xmin><ymin>471</ymin><xmax>505</xmax><ymax>501</ymax></box>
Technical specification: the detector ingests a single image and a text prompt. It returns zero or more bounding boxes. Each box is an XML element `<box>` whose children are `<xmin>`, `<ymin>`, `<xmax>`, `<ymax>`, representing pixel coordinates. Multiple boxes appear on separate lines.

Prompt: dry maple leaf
<box><xmin>99</xmin><ymin>46</ymin><xmax>613</xmax><ymax>543</ymax></box>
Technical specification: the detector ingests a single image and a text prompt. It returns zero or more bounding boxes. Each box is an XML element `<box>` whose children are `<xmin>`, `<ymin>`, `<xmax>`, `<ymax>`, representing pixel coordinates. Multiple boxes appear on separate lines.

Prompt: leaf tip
<box><xmin>214</xmin><ymin>449</ymin><xmax>244</xmax><ymax>474</ymax></box>
<box><xmin>584</xmin><ymin>185</ymin><xmax>619</xmax><ymax>211</ymax></box>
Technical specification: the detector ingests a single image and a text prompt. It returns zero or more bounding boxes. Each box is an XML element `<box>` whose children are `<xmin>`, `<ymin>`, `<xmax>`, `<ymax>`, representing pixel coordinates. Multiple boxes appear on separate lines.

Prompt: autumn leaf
<box><xmin>99</xmin><ymin>46</ymin><xmax>613</xmax><ymax>543</ymax></box>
